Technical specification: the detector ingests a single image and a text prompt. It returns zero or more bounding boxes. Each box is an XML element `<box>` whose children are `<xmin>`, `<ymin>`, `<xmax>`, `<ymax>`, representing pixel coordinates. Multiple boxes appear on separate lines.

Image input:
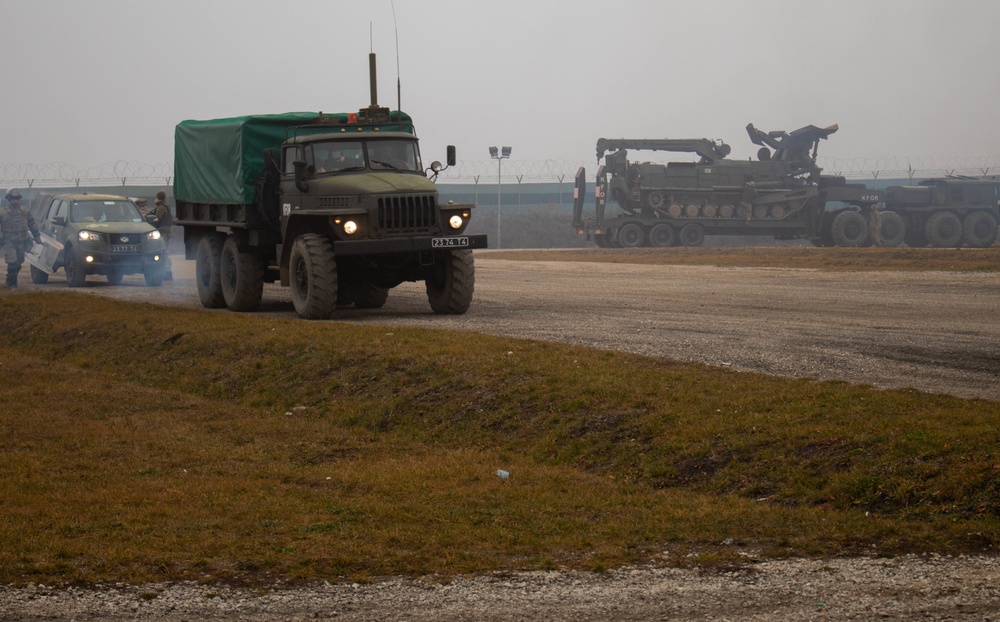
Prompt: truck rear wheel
<box><xmin>618</xmin><ymin>223</ymin><xmax>646</xmax><ymax>248</ymax></box>
<box><xmin>872</xmin><ymin>210</ymin><xmax>905</xmax><ymax>247</ymax></box>
<box><xmin>221</xmin><ymin>236</ymin><xmax>264</xmax><ymax>312</ymax></box>
<box><xmin>925</xmin><ymin>211</ymin><xmax>962</xmax><ymax>248</ymax></box>
<box><xmin>289</xmin><ymin>234</ymin><xmax>338</xmax><ymax>320</ymax></box>
<box><xmin>426</xmin><ymin>249</ymin><xmax>474</xmax><ymax>315</ymax></box>
<box><xmin>679</xmin><ymin>223</ymin><xmax>705</xmax><ymax>247</ymax></box>
<box><xmin>961</xmin><ymin>211</ymin><xmax>998</xmax><ymax>248</ymax></box>
<box><xmin>831</xmin><ymin>211</ymin><xmax>868</xmax><ymax>247</ymax></box>
<box><xmin>196</xmin><ymin>235</ymin><xmax>226</xmax><ymax>308</ymax></box>
<box><xmin>649</xmin><ymin>223</ymin><xmax>675</xmax><ymax>247</ymax></box>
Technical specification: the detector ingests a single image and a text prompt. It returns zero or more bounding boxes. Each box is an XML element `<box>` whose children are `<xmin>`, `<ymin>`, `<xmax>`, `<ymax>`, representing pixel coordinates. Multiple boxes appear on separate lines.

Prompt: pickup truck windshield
<box><xmin>308</xmin><ymin>139</ymin><xmax>422</xmax><ymax>174</ymax></box>
<box><xmin>71</xmin><ymin>200</ymin><xmax>144</xmax><ymax>224</ymax></box>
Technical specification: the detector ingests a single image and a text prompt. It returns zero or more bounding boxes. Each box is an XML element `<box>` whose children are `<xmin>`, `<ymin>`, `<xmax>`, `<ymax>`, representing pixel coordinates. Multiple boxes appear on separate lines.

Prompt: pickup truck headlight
<box><xmin>146</xmin><ymin>230</ymin><xmax>161</xmax><ymax>241</ymax></box>
<box><xmin>78</xmin><ymin>230</ymin><xmax>102</xmax><ymax>242</ymax></box>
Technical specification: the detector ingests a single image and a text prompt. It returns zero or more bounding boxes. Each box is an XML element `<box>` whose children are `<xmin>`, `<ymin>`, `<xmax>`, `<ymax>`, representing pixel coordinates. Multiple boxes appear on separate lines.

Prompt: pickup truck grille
<box><xmin>377</xmin><ymin>194</ymin><xmax>437</xmax><ymax>234</ymax></box>
<box><xmin>110</xmin><ymin>233</ymin><xmax>142</xmax><ymax>247</ymax></box>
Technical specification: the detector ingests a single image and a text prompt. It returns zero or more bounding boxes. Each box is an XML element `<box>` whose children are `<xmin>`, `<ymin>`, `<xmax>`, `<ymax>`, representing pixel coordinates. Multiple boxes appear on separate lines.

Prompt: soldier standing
<box><xmin>148</xmin><ymin>190</ymin><xmax>173</xmax><ymax>280</ymax></box>
<box><xmin>0</xmin><ymin>189</ymin><xmax>42</xmax><ymax>288</ymax></box>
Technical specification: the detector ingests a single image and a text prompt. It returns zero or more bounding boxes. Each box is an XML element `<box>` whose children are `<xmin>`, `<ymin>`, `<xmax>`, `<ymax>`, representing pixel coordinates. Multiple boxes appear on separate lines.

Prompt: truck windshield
<box><xmin>308</xmin><ymin>139</ymin><xmax>422</xmax><ymax>174</ymax></box>
<box><xmin>71</xmin><ymin>200</ymin><xmax>144</xmax><ymax>224</ymax></box>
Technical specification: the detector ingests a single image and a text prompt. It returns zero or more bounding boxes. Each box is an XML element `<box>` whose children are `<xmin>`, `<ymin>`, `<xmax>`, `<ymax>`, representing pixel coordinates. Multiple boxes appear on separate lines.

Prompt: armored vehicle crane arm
<box><xmin>596</xmin><ymin>138</ymin><xmax>732</xmax><ymax>164</ymax></box>
<box><xmin>746</xmin><ymin>123</ymin><xmax>839</xmax><ymax>164</ymax></box>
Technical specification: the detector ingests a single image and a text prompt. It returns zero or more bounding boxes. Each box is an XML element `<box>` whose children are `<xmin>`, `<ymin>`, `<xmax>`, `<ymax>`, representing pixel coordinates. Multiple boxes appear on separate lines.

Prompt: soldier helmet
<box><xmin>156</xmin><ymin>191</ymin><xmax>166</xmax><ymax>201</ymax></box>
<box><xmin>5</xmin><ymin>188</ymin><xmax>22</xmax><ymax>200</ymax></box>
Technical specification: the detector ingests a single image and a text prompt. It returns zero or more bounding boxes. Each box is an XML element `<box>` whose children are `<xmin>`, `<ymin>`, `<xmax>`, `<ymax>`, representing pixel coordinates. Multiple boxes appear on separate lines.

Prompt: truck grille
<box><xmin>377</xmin><ymin>194</ymin><xmax>437</xmax><ymax>233</ymax></box>
<box><xmin>110</xmin><ymin>233</ymin><xmax>142</xmax><ymax>247</ymax></box>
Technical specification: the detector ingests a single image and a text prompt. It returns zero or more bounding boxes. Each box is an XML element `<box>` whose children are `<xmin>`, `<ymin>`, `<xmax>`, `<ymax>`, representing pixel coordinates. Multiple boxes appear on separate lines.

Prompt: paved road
<box><xmin>34</xmin><ymin>252</ymin><xmax>1000</xmax><ymax>401</ymax></box>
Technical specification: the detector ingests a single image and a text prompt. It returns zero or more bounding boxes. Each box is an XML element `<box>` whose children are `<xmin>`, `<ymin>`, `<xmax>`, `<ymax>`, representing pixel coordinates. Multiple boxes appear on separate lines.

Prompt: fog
<box><xmin>2</xmin><ymin>0</ymin><xmax>998</xmax><ymax>182</ymax></box>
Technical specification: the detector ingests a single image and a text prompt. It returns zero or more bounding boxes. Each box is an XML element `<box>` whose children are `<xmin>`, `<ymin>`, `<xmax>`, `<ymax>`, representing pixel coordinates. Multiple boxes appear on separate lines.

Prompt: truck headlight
<box><xmin>343</xmin><ymin>220</ymin><xmax>358</xmax><ymax>235</ymax></box>
<box><xmin>146</xmin><ymin>230</ymin><xmax>161</xmax><ymax>241</ymax></box>
<box><xmin>78</xmin><ymin>230</ymin><xmax>101</xmax><ymax>242</ymax></box>
<box><xmin>448</xmin><ymin>215</ymin><xmax>464</xmax><ymax>229</ymax></box>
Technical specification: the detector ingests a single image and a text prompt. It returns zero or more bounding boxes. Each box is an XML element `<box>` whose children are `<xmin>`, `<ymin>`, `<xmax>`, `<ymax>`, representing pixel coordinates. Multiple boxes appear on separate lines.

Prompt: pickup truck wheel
<box><xmin>106</xmin><ymin>268</ymin><xmax>124</xmax><ymax>285</ymax></box>
<box><xmin>831</xmin><ymin>211</ymin><xmax>869</xmax><ymax>247</ymax></box>
<box><xmin>220</xmin><ymin>236</ymin><xmax>264</xmax><ymax>312</ymax></box>
<box><xmin>871</xmin><ymin>211</ymin><xmax>905</xmax><ymax>247</ymax></box>
<box><xmin>289</xmin><ymin>234</ymin><xmax>337</xmax><ymax>320</ymax></box>
<box><xmin>925</xmin><ymin>211</ymin><xmax>962</xmax><ymax>248</ymax></box>
<box><xmin>195</xmin><ymin>235</ymin><xmax>225</xmax><ymax>308</ymax></box>
<box><xmin>426</xmin><ymin>249</ymin><xmax>474</xmax><ymax>314</ymax></box>
<box><xmin>351</xmin><ymin>283</ymin><xmax>390</xmax><ymax>309</ymax></box>
<box><xmin>29</xmin><ymin>265</ymin><xmax>49</xmax><ymax>284</ymax></box>
<box><xmin>961</xmin><ymin>211</ymin><xmax>998</xmax><ymax>248</ymax></box>
<box><xmin>64</xmin><ymin>248</ymin><xmax>87</xmax><ymax>287</ymax></box>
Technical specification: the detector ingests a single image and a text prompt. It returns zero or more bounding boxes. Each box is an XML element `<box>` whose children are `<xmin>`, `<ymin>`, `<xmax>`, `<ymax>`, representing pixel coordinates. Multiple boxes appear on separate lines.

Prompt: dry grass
<box><xmin>0</xmin><ymin>291</ymin><xmax>997</xmax><ymax>586</ymax></box>
<box><xmin>490</xmin><ymin>246</ymin><xmax>1000</xmax><ymax>271</ymax></box>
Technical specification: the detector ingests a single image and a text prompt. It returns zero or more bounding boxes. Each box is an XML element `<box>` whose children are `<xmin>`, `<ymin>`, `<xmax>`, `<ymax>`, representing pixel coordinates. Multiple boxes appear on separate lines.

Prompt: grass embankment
<box><xmin>490</xmin><ymin>246</ymin><xmax>1000</xmax><ymax>271</ymax></box>
<box><xmin>0</xmin><ymin>292</ymin><xmax>998</xmax><ymax>586</ymax></box>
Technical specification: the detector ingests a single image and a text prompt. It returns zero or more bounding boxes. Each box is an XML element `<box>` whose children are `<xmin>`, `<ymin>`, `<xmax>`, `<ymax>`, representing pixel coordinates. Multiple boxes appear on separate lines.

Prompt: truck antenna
<box><xmin>391</xmin><ymin>0</ymin><xmax>401</xmax><ymax>115</ymax></box>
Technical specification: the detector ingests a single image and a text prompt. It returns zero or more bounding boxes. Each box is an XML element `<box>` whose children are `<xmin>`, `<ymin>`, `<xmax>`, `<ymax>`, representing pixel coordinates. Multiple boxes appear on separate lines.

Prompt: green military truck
<box><xmin>882</xmin><ymin>178</ymin><xmax>999</xmax><ymax>248</ymax></box>
<box><xmin>173</xmin><ymin>60</ymin><xmax>486</xmax><ymax>319</ymax></box>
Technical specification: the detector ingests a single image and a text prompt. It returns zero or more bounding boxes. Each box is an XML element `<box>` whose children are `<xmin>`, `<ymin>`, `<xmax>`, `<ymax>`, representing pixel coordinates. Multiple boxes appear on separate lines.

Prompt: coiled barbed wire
<box><xmin>3</xmin><ymin>154</ymin><xmax>998</xmax><ymax>187</ymax></box>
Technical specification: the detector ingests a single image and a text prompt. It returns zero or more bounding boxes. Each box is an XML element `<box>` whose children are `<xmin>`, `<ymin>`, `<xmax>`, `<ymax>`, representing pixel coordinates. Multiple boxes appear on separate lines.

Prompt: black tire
<box><xmin>220</xmin><ymin>236</ymin><xmax>264</xmax><ymax>312</ymax></box>
<box><xmin>648</xmin><ymin>223</ymin><xmax>675</xmax><ymax>248</ymax></box>
<box><xmin>106</xmin><ymin>268</ymin><xmax>124</xmax><ymax>285</ymax></box>
<box><xmin>872</xmin><ymin>211</ymin><xmax>905</xmax><ymax>248</ymax></box>
<box><xmin>679</xmin><ymin>223</ymin><xmax>705</xmax><ymax>247</ymax></box>
<box><xmin>196</xmin><ymin>235</ymin><xmax>225</xmax><ymax>308</ymax></box>
<box><xmin>925</xmin><ymin>211</ymin><xmax>962</xmax><ymax>248</ymax></box>
<box><xmin>144</xmin><ymin>264</ymin><xmax>164</xmax><ymax>287</ymax></box>
<box><xmin>961</xmin><ymin>211</ymin><xmax>998</xmax><ymax>248</ymax></box>
<box><xmin>64</xmin><ymin>247</ymin><xmax>87</xmax><ymax>287</ymax></box>
<box><xmin>29</xmin><ymin>265</ymin><xmax>49</xmax><ymax>284</ymax></box>
<box><xmin>617</xmin><ymin>223</ymin><xmax>646</xmax><ymax>248</ymax></box>
<box><xmin>350</xmin><ymin>283</ymin><xmax>390</xmax><ymax>309</ymax></box>
<box><xmin>831</xmin><ymin>211</ymin><xmax>869</xmax><ymax>247</ymax></box>
<box><xmin>289</xmin><ymin>234</ymin><xmax>338</xmax><ymax>320</ymax></box>
<box><xmin>426</xmin><ymin>249</ymin><xmax>475</xmax><ymax>314</ymax></box>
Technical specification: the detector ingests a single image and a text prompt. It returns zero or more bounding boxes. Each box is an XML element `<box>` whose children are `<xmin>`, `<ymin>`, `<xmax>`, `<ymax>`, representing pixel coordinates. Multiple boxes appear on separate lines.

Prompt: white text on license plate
<box><xmin>431</xmin><ymin>237</ymin><xmax>469</xmax><ymax>248</ymax></box>
<box><xmin>111</xmin><ymin>245</ymin><xmax>134</xmax><ymax>253</ymax></box>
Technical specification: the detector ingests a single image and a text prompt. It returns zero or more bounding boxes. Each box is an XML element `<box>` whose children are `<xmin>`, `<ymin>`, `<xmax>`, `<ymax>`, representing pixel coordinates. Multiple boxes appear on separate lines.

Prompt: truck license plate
<box><xmin>431</xmin><ymin>237</ymin><xmax>469</xmax><ymax>248</ymax></box>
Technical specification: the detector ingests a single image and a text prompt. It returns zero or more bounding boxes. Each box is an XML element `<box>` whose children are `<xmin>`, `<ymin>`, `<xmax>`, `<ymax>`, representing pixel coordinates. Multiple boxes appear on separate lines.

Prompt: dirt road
<box><xmin>55</xmin><ymin>252</ymin><xmax>1000</xmax><ymax>402</ymax></box>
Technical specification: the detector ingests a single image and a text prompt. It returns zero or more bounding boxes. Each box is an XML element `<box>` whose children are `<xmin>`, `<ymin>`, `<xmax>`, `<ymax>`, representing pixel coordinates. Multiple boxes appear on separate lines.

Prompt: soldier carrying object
<box><xmin>0</xmin><ymin>188</ymin><xmax>42</xmax><ymax>288</ymax></box>
<box><xmin>148</xmin><ymin>191</ymin><xmax>173</xmax><ymax>281</ymax></box>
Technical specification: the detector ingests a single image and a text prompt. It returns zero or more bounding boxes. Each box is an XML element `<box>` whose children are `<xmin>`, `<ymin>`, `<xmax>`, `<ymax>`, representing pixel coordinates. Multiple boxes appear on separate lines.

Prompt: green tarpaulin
<box><xmin>174</xmin><ymin>111</ymin><xmax>413</xmax><ymax>205</ymax></box>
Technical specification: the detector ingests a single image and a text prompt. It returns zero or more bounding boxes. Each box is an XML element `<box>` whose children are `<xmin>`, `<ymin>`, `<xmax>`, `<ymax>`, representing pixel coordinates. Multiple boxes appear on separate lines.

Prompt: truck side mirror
<box><xmin>292</xmin><ymin>160</ymin><xmax>310</xmax><ymax>193</ymax></box>
<box><xmin>447</xmin><ymin>145</ymin><xmax>456</xmax><ymax>167</ymax></box>
<box><xmin>52</xmin><ymin>216</ymin><xmax>66</xmax><ymax>227</ymax></box>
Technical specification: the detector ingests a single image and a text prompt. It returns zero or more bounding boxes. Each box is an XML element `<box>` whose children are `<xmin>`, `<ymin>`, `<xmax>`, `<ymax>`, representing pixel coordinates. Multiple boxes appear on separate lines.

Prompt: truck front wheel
<box><xmin>289</xmin><ymin>234</ymin><xmax>338</xmax><ymax>320</ymax></box>
<box><xmin>221</xmin><ymin>236</ymin><xmax>264</xmax><ymax>312</ymax></box>
<box><xmin>426</xmin><ymin>249</ymin><xmax>475</xmax><ymax>315</ymax></box>
<box><xmin>196</xmin><ymin>235</ymin><xmax>226</xmax><ymax>308</ymax></box>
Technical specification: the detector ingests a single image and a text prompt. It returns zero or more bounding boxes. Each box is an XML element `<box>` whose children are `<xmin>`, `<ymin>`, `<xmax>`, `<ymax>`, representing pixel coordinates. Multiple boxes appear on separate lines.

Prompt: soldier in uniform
<box><xmin>135</xmin><ymin>197</ymin><xmax>149</xmax><ymax>216</ymax></box>
<box><xmin>147</xmin><ymin>190</ymin><xmax>173</xmax><ymax>280</ymax></box>
<box><xmin>0</xmin><ymin>189</ymin><xmax>42</xmax><ymax>288</ymax></box>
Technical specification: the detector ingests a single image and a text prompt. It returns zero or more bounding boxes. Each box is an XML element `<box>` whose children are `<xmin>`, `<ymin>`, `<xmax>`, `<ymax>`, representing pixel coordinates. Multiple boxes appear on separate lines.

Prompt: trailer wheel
<box><xmin>289</xmin><ymin>234</ymin><xmax>338</xmax><ymax>320</ymax></box>
<box><xmin>831</xmin><ymin>211</ymin><xmax>869</xmax><ymax>247</ymax></box>
<box><xmin>679</xmin><ymin>223</ymin><xmax>705</xmax><ymax>247</ymax></box>
<box><xmin>30</xmin><ymin>265</ymin><xmax>49</xmax><ymax>284</ymax></box>
<box><xmin>872</xmin><ymin>211</ymin><xmax>905</xmax><ymax>247</ymax></box>
<box><xmin>961</xmin><ymin>211</ymin><xmax>998</xmax><ymax>248</ymax></box>
<box><xmin>350</xmin><ymin>283</ymin><xmax>390</xmax><ymax>309</ymax></box>
<box><xmin>195</xmin><ymin>234</ymin><xmax>226</xmax><ymax>308</ymax></box>
<box><xmin>618</xmin><ymin>223</ymin><xmax>646</xmax><ymax>248</ymax></box>
<box><xmin>925</xmin><ymin>211</ymin><xmax>962</xmax><ymax>248</ymax></box>
<box><xmin>649</xmin><ymin>223</ymin><xmax>675</xmax><ymax>247</ymax></box>
<box><xmin>220</xmin><ymin>236</ymin><xmax>264</xmax><ymax>312</ymax></box>
<box><xmin>426</xmin><ymin>249</ymin><xmax>475</xmax><ymax>314</ymax></box>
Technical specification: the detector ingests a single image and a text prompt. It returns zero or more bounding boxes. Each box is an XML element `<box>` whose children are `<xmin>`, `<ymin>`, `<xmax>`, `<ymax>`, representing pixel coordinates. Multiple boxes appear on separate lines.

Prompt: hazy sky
<box><xmin>3</xmin><ymin>0</ymin><xmax>998</xmax><ymax>181</ymax></box>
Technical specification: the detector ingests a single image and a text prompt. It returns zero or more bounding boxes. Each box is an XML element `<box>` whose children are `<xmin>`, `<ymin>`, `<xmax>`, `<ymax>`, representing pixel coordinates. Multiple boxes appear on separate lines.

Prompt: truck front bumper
<box><xmin>333</xmin><ymin>234</ymin><xmax>489</xmax><ymax>257</ymax></box>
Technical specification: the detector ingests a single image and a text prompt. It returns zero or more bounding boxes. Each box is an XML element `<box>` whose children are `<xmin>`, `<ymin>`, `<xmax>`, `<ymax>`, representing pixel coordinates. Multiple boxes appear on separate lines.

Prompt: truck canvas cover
<box><xmin>174</xmin><ymin>110</ymin><xmax>413</xmax><ymax>205</ymax></box>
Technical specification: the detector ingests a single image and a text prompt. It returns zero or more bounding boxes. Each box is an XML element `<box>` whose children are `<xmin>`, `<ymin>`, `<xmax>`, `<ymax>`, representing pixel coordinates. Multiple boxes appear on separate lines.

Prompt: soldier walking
<box><xmin>0</xmin><ymin>189</ymin><xmax>42</xmax><ymax>288</ymax></box>
<box><xmin>148</xmin><ymin>190</ymin><xmax>173</xmax><ymax>280</ymax></box>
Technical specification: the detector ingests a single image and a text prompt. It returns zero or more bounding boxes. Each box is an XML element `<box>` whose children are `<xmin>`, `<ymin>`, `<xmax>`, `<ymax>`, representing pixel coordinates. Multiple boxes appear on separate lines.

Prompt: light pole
<box><xmin>489</xmin><ymin>146</ymin><xmax>511</xmax><ymax>248</ymax></box>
